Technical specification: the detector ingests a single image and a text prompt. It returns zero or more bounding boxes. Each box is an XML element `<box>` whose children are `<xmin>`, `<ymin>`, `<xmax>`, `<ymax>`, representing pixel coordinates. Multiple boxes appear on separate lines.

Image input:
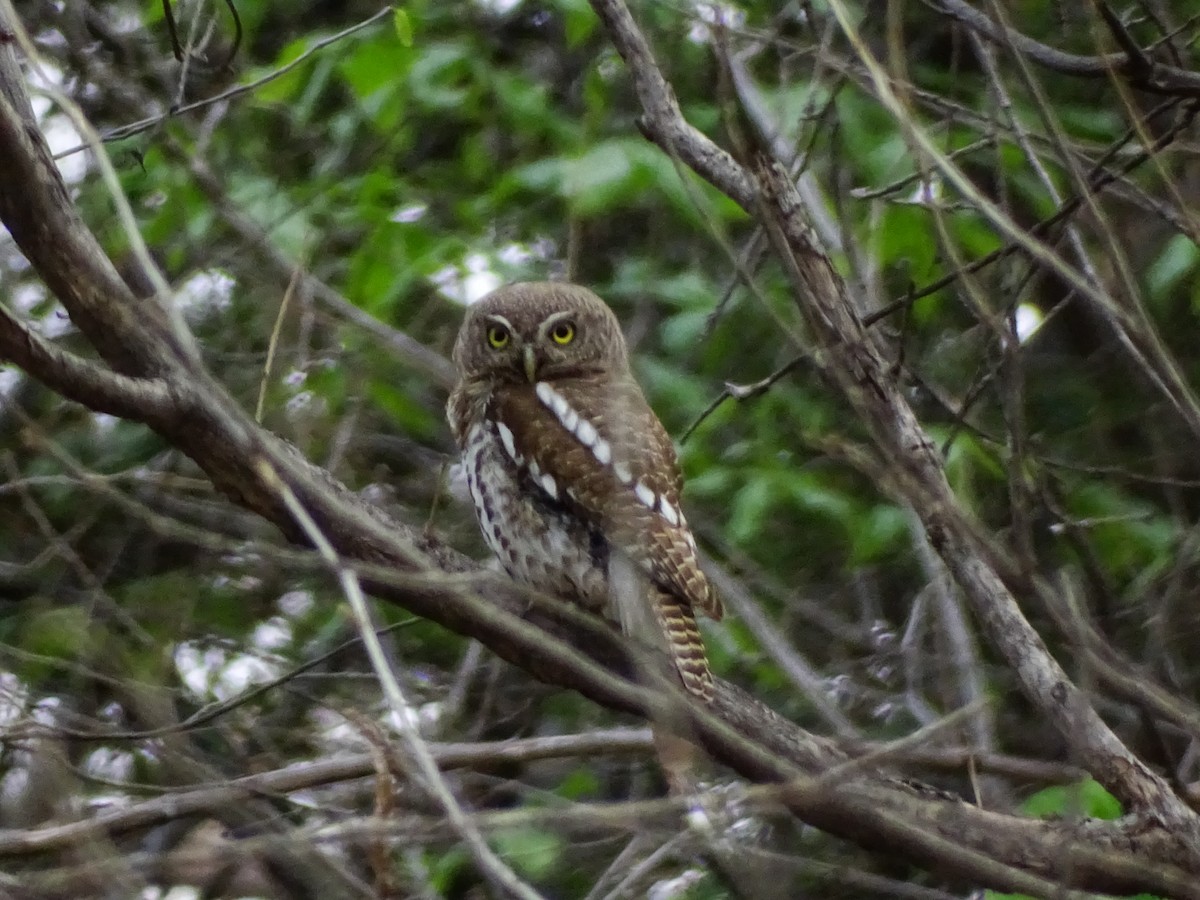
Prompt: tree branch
<box><xmin>0</xmin><ymin>730</ymin><xmax>655</xmax><ymax>858</ymax></box>
<box><xmin>929</xmin><ymin>0</ymin><xmax>1200</xmax><ymax>97</ymax></box>
<box><xmin>0</xmin><ymin>306</ymin><xmax>175</xmax><ymax>421</ymax></box>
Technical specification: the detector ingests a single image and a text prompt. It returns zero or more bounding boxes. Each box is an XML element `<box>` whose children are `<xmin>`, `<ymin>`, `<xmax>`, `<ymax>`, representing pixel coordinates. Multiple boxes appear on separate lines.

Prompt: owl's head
<box><xmin>452</xmin><ymin>282</ymin><xmax>630</xmax><ymax>384</ymax></box>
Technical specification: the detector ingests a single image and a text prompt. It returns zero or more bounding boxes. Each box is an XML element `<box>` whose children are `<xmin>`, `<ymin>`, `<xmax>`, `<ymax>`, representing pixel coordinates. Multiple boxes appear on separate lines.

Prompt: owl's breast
<box><xmin>461</xmin><ymin>421</ymin><xmax>610</xmax><ymax>612</ymax></box>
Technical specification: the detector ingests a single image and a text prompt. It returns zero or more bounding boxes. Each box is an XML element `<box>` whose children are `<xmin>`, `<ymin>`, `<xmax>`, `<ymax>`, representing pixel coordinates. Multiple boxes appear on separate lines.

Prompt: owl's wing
<box><xmin>493</xmin><ymin>378</ymin><xmax>723</xmax><ymax>622</ymax></box>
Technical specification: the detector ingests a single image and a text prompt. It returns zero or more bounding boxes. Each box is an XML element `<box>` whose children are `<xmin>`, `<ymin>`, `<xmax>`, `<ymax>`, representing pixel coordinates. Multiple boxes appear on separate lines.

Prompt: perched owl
<box><xmin>447</xmin><ymin>282</ymin><xmax>722</xmax><ymax>700</ymax></box>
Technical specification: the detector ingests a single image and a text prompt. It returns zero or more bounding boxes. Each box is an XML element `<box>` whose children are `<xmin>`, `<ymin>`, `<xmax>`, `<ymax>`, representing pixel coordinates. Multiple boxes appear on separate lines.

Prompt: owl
<box><xmin>447</xmin><ymin>282</ymin><xmax>722</xmax><ymax>700</ymax></box>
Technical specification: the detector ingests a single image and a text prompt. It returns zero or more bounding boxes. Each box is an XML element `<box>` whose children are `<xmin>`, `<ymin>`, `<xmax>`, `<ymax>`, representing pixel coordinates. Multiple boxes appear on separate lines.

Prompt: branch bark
<box><xmin>0</xmin><ymin>305</ymin><xmax>174</xmax><ymax>419</ymax></box>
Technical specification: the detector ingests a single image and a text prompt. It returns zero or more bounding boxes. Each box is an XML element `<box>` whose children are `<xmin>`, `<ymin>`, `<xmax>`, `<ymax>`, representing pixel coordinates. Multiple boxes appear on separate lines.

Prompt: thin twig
<box><xmin>52</xmin><ymin>7</ymin><xmax>393</xmax><ymax>158</ymax></box>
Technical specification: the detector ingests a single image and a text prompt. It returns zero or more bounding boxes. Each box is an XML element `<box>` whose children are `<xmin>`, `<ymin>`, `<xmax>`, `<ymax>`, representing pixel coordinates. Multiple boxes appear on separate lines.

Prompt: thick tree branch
<box><xmin>0</xmin><ymin>32</ymin><xmax>187</xmax><ymax>378</ymax></box>
<box><xmin>750</xmin><ymin>142</ymin><xmax>1191</xmax><ymax>822</ymax></box>
<box><xmin>0</xmin><ymin>306</ymin><xmax>175</xmax><ymax>421</ymax></box>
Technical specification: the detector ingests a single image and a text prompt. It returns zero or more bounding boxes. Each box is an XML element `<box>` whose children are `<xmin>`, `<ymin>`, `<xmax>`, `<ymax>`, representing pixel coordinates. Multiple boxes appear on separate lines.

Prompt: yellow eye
<box><xmin>550</xmin><ymin>321</ymin><xmax>575</xmax><ymax>345</ymax></box>
<box><xmin>486</xmin><ymin>325</ymin><xmax>510</xmax><ymax>349</ymax></box>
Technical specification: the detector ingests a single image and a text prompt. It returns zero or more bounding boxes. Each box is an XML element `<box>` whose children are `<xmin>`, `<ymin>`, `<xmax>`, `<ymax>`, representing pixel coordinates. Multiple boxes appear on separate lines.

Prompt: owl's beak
<box><xmin>522</xmin><ymin>345</ymin><xmax>537</xmax><ymax>383</ymax></box>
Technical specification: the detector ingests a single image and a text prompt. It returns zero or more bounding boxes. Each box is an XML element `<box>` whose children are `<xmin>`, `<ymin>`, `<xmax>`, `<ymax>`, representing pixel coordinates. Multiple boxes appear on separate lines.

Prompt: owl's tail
<box><xmin>609</xmin><ymin>554</ymin><xmax>716</xmax><ymax>701</ymax></box>
<box><xmin>651</xmin><ymin>587</ymin><xmax>715</xmax><ymax>702</ymax></box>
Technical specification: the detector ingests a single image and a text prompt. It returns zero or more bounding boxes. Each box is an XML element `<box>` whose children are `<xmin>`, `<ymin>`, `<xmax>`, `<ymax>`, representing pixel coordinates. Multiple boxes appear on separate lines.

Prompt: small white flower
<box><xmin>389</xmin><ymin>202</ymin><xmax>428</xmax><ymax>224</ymax></box>
<box><xmin>175</xmin><ymin>270</ymin><xmax>235</xmax><ymax>320</ymax></box>
<box><xmin>278</xmin><ymin>590</ymin><xmax>314</xmax><ymax>617</ymax></box>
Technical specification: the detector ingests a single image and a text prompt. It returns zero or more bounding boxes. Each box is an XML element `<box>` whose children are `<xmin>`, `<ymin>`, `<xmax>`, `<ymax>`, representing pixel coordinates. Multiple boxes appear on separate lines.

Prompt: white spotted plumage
<box><xmin>534</xmin><ymin>381</ymin><xmax>681</xmax><ymax>526</ymax></box>
<box><xmin>448</xmin><ymin>281</ymin><xmax>722</xmax><ymax>701</ymax></box>
<box><xmin>592</xmin><ymin>438</ymin><xmax>612</xmax><ymax>465</ymax></box>
<box><xmin>575</xmin><ymin>418</ymin><xmax>598</xmax><ymax>447</ymax></box>
<box><xmin>561</xmin><ymin>406</ymin><xmax>580</xmax><ymax>433</ymax></box>
<box><xmin>659</xmin><ymin>497</ymin><xmax>680</xmax><ymax>526</ymax></box>
<box><xmin>634</xmin><ymin>481</ymin><xmax>656</xmax><ymax>510</ymax></box>
<box><xmin>458</xmin><ymin>423</ymin><xmax>607</xmax><ymax>612</ymax></box>
<box><xmin>496</xmin><ymin>421</ymin><xmax>521</xmax><ymax>464</ymax></box>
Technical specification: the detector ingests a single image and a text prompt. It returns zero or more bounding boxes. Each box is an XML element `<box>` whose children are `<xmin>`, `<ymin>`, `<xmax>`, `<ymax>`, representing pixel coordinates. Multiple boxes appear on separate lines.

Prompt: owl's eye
<box><xmin>486</xmin><ymin>324</ymin><xmax>510</xmax><ymax>349</ymax></box>
<box><xmin>550</xmin><ymin>321</ymin><xmax>576</xmax><ymax>345</ymax></box>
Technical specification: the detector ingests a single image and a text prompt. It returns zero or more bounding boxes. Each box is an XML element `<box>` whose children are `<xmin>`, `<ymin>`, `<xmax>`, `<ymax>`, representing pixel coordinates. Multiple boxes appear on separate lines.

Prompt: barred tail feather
<box><xmin>652</xmin><ymin>588</ymin><xmax>715</xmax><ymax>702</ymax></box>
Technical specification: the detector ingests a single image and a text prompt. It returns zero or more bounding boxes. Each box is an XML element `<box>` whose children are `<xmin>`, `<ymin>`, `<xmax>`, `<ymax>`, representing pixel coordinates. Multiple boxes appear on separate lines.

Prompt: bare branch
<box><xmin>61</xmin><ymin>7</ymin><xmax>392</xmax><ymax>153</ymax></box>
<box><xmin>929</xmin><ymin>0</ymin><xmax>1200</xmax><ymax>96</ymax></box>
<box><xmin>0</xmin><ymin>730</ymin><xmax>654</xmax><ymax>858</ymax></box>
<box><xmin>0</xmin><ymin>307</ymin><xmax>175</xmax><ymax>421</ymax></box>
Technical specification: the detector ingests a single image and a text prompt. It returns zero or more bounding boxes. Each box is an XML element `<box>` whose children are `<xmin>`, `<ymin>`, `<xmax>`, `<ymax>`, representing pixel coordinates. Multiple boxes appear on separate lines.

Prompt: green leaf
<box><xmin>339</xmin><ymin>38</ymin><xmax>410</xmax><ymax>131</ymax></box>
<box><xmin>393</xmin><ymin>8</ymin><xmax>414</xmax><ymax>46</ymax></box>
<box><xmin>408</xmin><ymin>41</ymin><xmax>477</xmax><ymax>111</ymax></box>
<box><xmin>491</xmin><ymin>827</ymin><xmax>564</xmax><ymax>880</ymax></box>
<box><xmin>1147</xmin><ymin>233</ymin><xmax>1199</xmax><ymax>306</ymax></box>
<box><xmin>728</xmin><ymin>477</ymin><xmax>776</xmax><ymax>544</ymax></box>
<box><xmin>428</xmin><ymin>846</ymin><xmax>470</xmax><ymax>891</ymax></box>
<box><xmin>553</xmin><ymin>0</ymin><xmax>597</xmax><ymax>46</ymax></box>
<box><xmin>1021</xmin><ymin>777</ymin><xmax>1122</xmax><ymax>820</ymax></box>
<box><xmin>1066</xmin><ymin>483</ymin><xmax>1174</xmax><ymax>580</ymax></box>
<box><xmin>21</xmin><ymin>606</ymin><xmax>93</xmax><ymax>661</ymax></box>
<box><xmin>369</xmin><ymin>382</ymin><xmax>440</xmax><ymax>441</ymax></box>
<box><xmin>558</xmin><ymin>142</ymin><xmax>636</xmax><ymax>214</ymax></box>
<box><xmin>557</xmin><ymin>768</ymin><xmax>600</xmax><ymax>800</ymax></box>
<box><xmin>251</xmin><ymin>37</ymin><xmax>314</xmax><ymax>104</ymax></box>
<box><xmin>849</xmin><ymin>504</ymin><xmax>908</xmax><ymax>565</ymax></box>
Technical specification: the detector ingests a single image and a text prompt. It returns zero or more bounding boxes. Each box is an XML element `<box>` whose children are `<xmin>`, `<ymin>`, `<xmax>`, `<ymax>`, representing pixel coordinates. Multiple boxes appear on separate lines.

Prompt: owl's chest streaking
<box><xmin>460</xmin><ymin>417</ymin><xmax>611</xmax><ymax>612</ymax></box>
<box><xmin>448</xmin><ymin>371</ymin><xmax>720</xmax><ymax>626</ymax></box>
